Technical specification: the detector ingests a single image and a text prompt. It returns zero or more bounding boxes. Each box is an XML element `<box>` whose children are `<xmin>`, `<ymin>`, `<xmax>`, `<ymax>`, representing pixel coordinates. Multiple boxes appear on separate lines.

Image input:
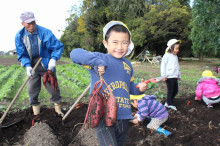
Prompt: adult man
<box><xmin>15</xmin><ymin>11</ymin><xmax>64</xmax><ymax>117</ymax></box>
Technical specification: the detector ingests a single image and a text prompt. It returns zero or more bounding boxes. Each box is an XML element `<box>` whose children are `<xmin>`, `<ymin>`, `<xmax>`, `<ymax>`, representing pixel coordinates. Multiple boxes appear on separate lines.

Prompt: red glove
<box><xmin>43</xmin><ymin>70</ymin><xmax>58</xmax><ymax>90</ymax></box>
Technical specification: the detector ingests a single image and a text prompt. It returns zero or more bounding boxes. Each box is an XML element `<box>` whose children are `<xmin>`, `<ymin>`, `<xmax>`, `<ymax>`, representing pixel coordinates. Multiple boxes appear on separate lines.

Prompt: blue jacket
<box><xmin>70</xmin><ymin>48</ymin><xmax>143</xmax><ymax>120</ymax></box>
<box><xmin>15</xmin><ymin>24</ymin><xmax>64</xmax><ymax>69</ymax></box>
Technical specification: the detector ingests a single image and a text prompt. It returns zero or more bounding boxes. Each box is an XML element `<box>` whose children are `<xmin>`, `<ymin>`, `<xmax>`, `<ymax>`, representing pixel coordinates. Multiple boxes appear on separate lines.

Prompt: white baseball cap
<box><xmin>103</xmin><ymin>21</ymin><xmax>134</xmax><ymax>56</ymax></box>
<box><xmin>20</xmin><ymin>11</ymin><xmax>36</xmax><ymax>23</ymax></box>
<box><xmin>165</xmin><ymin>39</ymin><xmax>181</xmax><ymax>53</ymax></box>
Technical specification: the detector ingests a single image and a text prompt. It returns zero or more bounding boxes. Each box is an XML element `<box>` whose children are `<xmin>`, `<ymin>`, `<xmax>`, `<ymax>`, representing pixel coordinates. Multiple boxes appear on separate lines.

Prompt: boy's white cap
<box><xmin>103</xmin><ymin>21</ymin><xmax>134</xmax><ymax>56</ymax></box>
<box><xmin>165</xmin><ymin>39</ymin><xmax>181</xmax><ymax>53</ymax></box>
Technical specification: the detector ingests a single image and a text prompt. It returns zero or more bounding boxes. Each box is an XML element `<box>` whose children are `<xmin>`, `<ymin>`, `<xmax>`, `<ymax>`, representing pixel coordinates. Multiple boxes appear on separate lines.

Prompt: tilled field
<box><xmin>0</xmin><ymin>95</ymin><xmax>220</xmax><ymax>146</ymax></box>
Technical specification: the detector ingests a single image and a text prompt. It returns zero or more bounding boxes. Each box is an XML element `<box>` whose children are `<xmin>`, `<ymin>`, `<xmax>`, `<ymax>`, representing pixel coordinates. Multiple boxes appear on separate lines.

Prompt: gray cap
<box><xmin>103</xmin><ymin>21</ymin><xmax>134</xmax><ymax>56</ymax></box>
<box><xmin>20</xmin><ymin>11</ymin><xmax>36</xmax><ymax>23</ymax></box>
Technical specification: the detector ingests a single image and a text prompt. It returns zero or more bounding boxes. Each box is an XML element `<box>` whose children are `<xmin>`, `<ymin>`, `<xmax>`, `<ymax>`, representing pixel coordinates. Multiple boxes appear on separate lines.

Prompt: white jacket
<box><xmin>160</xmin><ymin>53</ymin><xmax>181</xmax><ymax>79</ymax></box>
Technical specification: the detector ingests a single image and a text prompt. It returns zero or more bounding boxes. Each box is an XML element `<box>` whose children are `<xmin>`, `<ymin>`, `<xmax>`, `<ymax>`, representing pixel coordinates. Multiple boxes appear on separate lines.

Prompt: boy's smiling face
<box><xmin>103</xmin><ymin>31</ymin><xmax>130</xmax><ymax>59</ymax></box>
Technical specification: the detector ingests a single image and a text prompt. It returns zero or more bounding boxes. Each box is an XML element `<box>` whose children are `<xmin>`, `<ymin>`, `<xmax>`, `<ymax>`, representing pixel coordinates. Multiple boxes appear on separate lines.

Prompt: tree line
<box><xmin>60</xmin><ymin>0</ymin><xmax>220</xmax><ymax>60</ymax></box>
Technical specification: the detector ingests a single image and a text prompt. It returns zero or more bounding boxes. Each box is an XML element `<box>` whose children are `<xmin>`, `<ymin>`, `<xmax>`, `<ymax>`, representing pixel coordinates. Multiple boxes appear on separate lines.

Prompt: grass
<box><xmin>132</xmin><ymin>58</ymin><xmax>220</xmax><ymax>101</ymax></box>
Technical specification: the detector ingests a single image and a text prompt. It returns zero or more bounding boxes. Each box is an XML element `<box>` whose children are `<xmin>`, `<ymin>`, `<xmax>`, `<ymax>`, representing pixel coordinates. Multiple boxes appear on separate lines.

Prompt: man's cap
<box><xmin>103</xmin><ymin>21</ymin><xmax>134</xmax><ymax>56</ymax></box>
<box><xmin>202</xmin><ymin>70</ymin><xmax>216</xmax><ymax>78</ymax></box>
<box><xmin>165</xmin><ymin>39</ymin><xmax>181</xmax><ymax>53</ymax></box>
<box><xmin>20</xmin><ymin>11</ymin><xmax>36</xmax><ymax>23</ymax></box>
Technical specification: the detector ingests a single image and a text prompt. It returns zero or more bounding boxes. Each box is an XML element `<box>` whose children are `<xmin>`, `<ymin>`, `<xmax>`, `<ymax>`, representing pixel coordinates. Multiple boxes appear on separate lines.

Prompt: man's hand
<box><xmin>48</xmin><ymin>59</ymin><xmax>56</xmax><ymax>70</ymax></box>
<box><xmin>137</xmin><ymin>79</ymin><xmax>148</xmax><ymax>92</ymax></box>
<box><xmin>98</xmin><ymin>66</ymin><xmax>105</xmax><ymax>76</ymax></box>
<box><xmin>26</xmin><ymin>66</ymin><xmax>33</xmax><ymax>77</ymax></box>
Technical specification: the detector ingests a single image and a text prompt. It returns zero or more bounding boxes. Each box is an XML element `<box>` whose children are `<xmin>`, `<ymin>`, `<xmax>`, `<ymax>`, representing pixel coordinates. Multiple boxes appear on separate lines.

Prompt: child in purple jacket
<box><xmin>130</xmin><ymin>94</ymin><xmax>171</xmax><ymax>136</ymax></box>
<box><xmin>195</xmin><ymin>70</ymin><xmax>220</xmax><ymax>108</ymax></box>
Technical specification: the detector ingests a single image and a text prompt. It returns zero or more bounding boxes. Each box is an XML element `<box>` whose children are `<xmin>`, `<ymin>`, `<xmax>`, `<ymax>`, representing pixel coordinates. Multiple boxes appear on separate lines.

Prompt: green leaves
<box><xmin>190</xmin><ymin>0</ymin><xmax>220</xmax><ymax>59</ymax></box>
<box><xmin>61</xmin><ymin>0</ymin><xmax>192</xmax><ymax>58</ymax></box>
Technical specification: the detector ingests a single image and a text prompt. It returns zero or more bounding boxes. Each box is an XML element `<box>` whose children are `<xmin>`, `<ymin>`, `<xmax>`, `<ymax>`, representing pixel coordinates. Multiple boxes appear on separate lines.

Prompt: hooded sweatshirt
<box><xmin>196</xmin><ymin>77</ymin><xmax>220</xmax><ymax>100</ymax></box>
<box><xmin>136</xmin><ymin>95</ymin><xmax>168</xmax><ymax>121</ymax></box>
<box><xmin>161</xmin><ymin>52</ymin><xmax>181</xmax><ymax>78</ymax></box>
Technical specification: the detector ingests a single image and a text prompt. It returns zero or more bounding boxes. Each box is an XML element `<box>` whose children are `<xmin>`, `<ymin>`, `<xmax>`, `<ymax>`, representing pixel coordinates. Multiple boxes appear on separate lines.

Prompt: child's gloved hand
<box><xmin>98</xmin><ymin>66</ymin><xmax>105</xmax><ymax>76</ymax></box>
<box><xmin>137</xmin><ymin>79</ymin><xmax>148</xmax><ymax>92</ymax></box>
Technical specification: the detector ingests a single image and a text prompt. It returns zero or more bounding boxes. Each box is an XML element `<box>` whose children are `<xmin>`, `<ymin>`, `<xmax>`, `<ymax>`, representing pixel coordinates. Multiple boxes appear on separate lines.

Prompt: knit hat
<box><xmin>202</xmin><ymin>70</ymin><xmax>216</xmax><ymax>78</ymax></box>
<box><xmin>103</xmin><ymin>21</ymin><xmax>134</xmax><ymax>56</ymax></box>
<box><xmin>165</xmin><ymin>39</ymin><xmax>181</xmax><ymax>53</ymax></box>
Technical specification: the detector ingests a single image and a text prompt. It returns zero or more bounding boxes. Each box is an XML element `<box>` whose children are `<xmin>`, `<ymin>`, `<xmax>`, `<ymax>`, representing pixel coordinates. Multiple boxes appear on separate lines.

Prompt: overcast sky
<box><xmin>0</xmin><ymin>0</ymin><xmax>81</xmax><ymax>52</ymax></box>
<box><xmin>0</xmin><ymin>0</ymin><xmax>193</xmax><ymax>53</ymax></box>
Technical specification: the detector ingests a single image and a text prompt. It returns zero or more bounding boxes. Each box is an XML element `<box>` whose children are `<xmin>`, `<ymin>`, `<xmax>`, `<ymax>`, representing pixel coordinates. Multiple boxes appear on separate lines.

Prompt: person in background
<box><xmin>70</xmin><ymin>21</ymin><xmax>148</xmax><ymax>146</ymax></box>
<box><xmin>161</xmin><ymin>39</ymin><xmax>181</xmax><ymax>111</ymax></box>
<box><xmin>130</xmin><ymin>94</ymin><xmax>172</xmax><ymax>136</ymax></box>
<box><xmin>15</xmin><ymin>11</ymin><xmax>64</xmax><ymax>117</ymax></box>
<box><xmin>195</xmin><ymin>70</ymin><xmax>220</xmax><ymax>108</ymax></box>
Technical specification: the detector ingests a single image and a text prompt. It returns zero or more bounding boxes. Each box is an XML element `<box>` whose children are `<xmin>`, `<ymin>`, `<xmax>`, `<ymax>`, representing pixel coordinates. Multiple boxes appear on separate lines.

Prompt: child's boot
<box><xmin>157</xmin><ymin>127</ymin><xmax>172</xmax><ymax>136</ymax></box>
<box><xmin>32</xmin><ymin>105</ymin><xmax>40</xmax><ymax>115</ymax></box>
<box><xmin>54</xmin><ymin>103</ymin><xmax>64</xmax><ymax>117</ymax></box>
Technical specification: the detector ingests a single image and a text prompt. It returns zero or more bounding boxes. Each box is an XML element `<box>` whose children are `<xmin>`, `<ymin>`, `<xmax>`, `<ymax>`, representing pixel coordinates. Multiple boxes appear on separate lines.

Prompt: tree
<box><xmin>61</xmin><ymin>0</ymin><xmax>192</xmax><ymax>58</ymax></box>
<box><xmin>190</xmin><ymin>0</ymin><xmax>220</xmax><ymax>60</ymax></box>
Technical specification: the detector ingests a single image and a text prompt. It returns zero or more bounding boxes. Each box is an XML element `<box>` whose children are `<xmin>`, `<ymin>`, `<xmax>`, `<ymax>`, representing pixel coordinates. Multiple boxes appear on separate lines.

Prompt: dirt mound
<box><xmin>22</xmin><ymin>122</ymin><xmax>61</xmax><ymax>146</ymax></box>
<box><xmin>0</xmin><ymin>95</ymin><xmax>220</xmax><ymax>146</ymax></box>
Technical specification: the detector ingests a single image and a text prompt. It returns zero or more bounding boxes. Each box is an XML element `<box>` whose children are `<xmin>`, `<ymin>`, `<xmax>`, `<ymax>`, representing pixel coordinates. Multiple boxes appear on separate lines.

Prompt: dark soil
<box><xmin>0</xmin><ymin>95</ymin><xmax>219</xmax><ymax>146</ymax></box>
<box><xmin>0</xmin><ymin>58</ymin><xmax>219</xmax><ymax>145</ymax></box>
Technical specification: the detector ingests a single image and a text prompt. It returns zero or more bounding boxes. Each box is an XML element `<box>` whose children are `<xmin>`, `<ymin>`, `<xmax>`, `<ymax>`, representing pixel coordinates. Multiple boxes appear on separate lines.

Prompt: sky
<box><xmin>0</xmin><ymin>0</ymin><xmax>81</xmax><ymax>52</ymax></box>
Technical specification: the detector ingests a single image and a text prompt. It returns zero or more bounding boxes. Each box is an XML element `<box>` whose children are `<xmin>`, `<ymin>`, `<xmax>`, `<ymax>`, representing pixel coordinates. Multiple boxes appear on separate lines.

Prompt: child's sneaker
<box><xmin>165</xmin><ymin>102</ymin><xmax>177</xmax><ymax>111</ymax></box>
<box><xmin>207</xmin><ymin>104</ymin><xmax>213</xmax><ymax>108</ymax></box>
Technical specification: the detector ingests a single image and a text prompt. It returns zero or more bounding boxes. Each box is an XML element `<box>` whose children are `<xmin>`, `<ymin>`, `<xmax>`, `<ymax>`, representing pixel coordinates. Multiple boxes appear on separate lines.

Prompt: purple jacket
<box><xmin>137</xmin><ymin>95</ymin><xmax>168</xmax><ymax>121</ymax></box>
<box><xmin>196</xmin><ymin>77</ymin><xmax>220</xmax><ymax>100</ymax></box>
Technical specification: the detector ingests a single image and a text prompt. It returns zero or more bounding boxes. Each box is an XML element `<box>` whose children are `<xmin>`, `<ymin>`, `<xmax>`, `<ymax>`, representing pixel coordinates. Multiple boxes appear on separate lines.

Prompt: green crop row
<box><xmin>0</xmin><ymin>63</ymin><xmax>91</xmax><ymax>112</ymax></box>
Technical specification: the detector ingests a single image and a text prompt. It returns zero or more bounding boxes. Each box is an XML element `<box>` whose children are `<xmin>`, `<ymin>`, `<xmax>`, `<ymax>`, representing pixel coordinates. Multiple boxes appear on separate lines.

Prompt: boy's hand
<box><xmin>98</xmin><ymin>66</ymin><xmax>105</xmax><ymax>76</ymax></box>
<box><xmin>131</xmin><ymin>119</ymin><xmax>139</xmax><ymax>126</ymax></box>
<box><xmin>137</xmin><ymin>79</ymin><xmax>148</xmax><ymax>92</ymax></box>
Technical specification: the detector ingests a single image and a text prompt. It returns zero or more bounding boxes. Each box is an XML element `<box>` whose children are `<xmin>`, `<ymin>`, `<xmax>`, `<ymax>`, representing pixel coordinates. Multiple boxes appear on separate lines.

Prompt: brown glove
<box><xmin>43</xmin><ymin>70</ymin><xmax>58</xmax><ymax>90</ymax></box>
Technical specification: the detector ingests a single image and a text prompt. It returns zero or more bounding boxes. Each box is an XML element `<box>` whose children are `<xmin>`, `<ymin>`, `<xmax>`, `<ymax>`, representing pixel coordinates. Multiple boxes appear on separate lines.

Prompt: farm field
<box><xmin>0</xmin><ymin>57</ymin><xmax>220</xmax><ymax>146</ymax></box>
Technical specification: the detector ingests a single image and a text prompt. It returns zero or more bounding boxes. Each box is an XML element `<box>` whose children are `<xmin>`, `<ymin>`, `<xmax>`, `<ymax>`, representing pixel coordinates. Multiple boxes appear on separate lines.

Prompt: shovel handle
<box><xmin>62</xmin><ymin>84</ymin><xmax>91</xmax><ymax>121</ymax></box>
<box><xmin>136</xmin><ymin>80</ymin><xmax>150</xmax><ymax>88</ymax></box>
<box><xmin>0</xmin><ymin>58</ymin><xmax>42</xmax><ymax>125</ymax></box>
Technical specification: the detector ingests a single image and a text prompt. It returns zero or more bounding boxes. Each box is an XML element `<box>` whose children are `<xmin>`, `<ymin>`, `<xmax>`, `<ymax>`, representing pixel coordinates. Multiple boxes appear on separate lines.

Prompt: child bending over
<box><xmin>130</xmin><ymin>94</ymin><xmax>172</xmax><ymax>136</ymax></box>
<box><xmin>195</xmin><ymin>70</ymin><xmax>220</xmax><ymax>108</ymax></box>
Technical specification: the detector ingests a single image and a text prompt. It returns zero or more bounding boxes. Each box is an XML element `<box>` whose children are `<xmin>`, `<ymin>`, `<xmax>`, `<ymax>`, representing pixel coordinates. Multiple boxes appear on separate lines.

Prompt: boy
<box><xmin>70</xmin><ymin>21</ymin><xmax>148</xmax><ymax>146</ymax></box>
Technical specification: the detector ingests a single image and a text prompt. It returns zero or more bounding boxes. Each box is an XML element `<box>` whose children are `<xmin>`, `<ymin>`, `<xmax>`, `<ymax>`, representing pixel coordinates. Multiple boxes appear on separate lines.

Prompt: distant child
<box><xmin>161</xmin><ymin>39</ymin><xmax>181</xmax><ymax>110</ymax></box>
<box><xmin>130</xmin><ymin>94</ymin><xmax>172</xmax><ymax>136</ymax></box>
<box><xmin>195</xmin><ymin>70</ymin><xmax>220</xmax><ymax>108</ymax></box>
<box><xmin>70</xmin><ymin>21</ymin><xmax>148</xmax><ymax>146</ymax></box>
